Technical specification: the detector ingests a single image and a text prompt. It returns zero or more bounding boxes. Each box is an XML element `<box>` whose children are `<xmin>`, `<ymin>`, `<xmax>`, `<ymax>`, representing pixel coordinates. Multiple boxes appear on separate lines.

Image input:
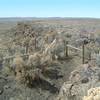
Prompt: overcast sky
<box><xmin>0</xmin><ymin>0</ymin><xmax>100</xmax><ymax>18</ymax></box>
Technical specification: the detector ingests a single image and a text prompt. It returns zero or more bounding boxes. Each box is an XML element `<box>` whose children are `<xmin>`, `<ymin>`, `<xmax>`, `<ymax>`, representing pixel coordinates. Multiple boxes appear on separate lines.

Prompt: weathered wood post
<box><xmin>82</xmin><ymin>41</ymin><xmax>85</xmax><ymax>64</ymax></box>
<box><xmin>64</xmin><ymin>41</ymin><xmax>68</xmax><ymax>57</ymax></box>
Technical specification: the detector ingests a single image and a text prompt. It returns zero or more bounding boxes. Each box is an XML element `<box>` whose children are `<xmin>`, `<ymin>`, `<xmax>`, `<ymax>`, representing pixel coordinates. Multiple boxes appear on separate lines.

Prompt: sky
<box><xmin>0</xmin><ymin>0</ymin><xmax>100</xmax><ymax>18</ymax></box>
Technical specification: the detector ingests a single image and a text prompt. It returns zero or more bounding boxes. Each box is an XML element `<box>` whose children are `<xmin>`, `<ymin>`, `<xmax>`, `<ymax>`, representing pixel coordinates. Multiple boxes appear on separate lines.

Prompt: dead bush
<box><xmin>12</xmin><ymin>55</ymin><xmax>42</xmax><ymax>86</ymax></box>
<box><xmin>24</xmin><ymin>68</ymin><xmax>41</xmax><ymax>87</ymax></box>
<box><xmin>12</xmin><ymin>55</ymin><xmax>26</xmax><ymax>83</ymax></box>
<box><xmin>13</xmin><ymin>55</ymin><xmax>25</xmax><ymax>73</ymax></box>
<box><xmin>27</xmin><ymin>53</ymin><xmax>41</xmax><ymax>67</ymax></box>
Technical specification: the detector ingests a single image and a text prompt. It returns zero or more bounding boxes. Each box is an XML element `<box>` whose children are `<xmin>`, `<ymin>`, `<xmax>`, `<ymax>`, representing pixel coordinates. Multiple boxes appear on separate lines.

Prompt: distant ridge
<box><xmin>0</xmin><ymin>17</ymin><xmax>100</xmax><ymax>22</ymax></box>
<box><xmin>0</xmin><ymin>17</ymin><xmax>37</xmax><ymax>22</ymax></box>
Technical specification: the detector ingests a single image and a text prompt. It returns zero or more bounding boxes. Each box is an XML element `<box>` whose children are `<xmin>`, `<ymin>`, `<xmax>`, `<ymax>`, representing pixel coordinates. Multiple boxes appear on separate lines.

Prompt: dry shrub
<box><xmin>13</xmin><ymin>56</ymin><xmax>25</xmax><ymax>72</ymax></box>
<box><xmin>24</xmin><ymin>68</ymin><xmax>41</xmax><ymax>86</ymax></box>
<box><xmin>25</xmin><ymin>70</ymin><xmax>35</xmax><ymax>85</ymax></box>
<box><xmin>13</xmin><ymin>55</ymin><xmax>26</xmax><ymax>83</ymax></box>
<box><xmin>15</xmin><ymin>71</ymin><xmax>25</xmax><ymax>84</ymax></box>
<box><xmin>27</xmin><ymin>52</ymin><xmax>53</xmax><ymax>73</ymax></box>
<box><xmin>41</xmin><ymin>53</ymin><xmax>52</xmax><ymax>65</ymax></box>
<box><xmin>41</xmin><ymin>38</ymin><xmax>57</xmax><ymax>64</ymax></box>
<box><xmin>27</xmin><ymin>53</ymin><xmax>41</xmax><ymax>67</ymax></box>
<box><xmin>13</xmin><ymin>55</ymin><xmax>41</xmax><ymax>86</ymax></box>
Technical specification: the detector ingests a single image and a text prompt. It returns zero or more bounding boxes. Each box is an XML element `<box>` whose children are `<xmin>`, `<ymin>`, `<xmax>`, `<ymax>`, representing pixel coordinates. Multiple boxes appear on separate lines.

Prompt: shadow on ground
<box><xmin>31</xmin><ymin>78</ymin><xmax>59</xmax><ymax>94</ymax></box>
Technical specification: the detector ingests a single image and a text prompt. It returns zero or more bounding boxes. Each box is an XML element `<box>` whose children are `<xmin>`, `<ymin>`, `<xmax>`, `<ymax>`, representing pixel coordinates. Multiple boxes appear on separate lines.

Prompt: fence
<box><xmin>65</xmin><ymin>41</ymin><xmax>93</xmax><ymax>64</ymax></box>
<box><xmin>0</xmin><ymin>40</ymin><xmax>97</xmax><ymax>67</ymax></box>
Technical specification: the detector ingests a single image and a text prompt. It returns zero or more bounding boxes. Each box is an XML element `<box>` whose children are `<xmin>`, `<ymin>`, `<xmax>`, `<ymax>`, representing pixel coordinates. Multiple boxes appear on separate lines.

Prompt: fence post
<box><xmin>64</xmin><ymin>41</ymin><xmax>68</xmax><ymax>57</ymax></box>
<box><xmin>82</xmin><ymin>41</ymin><xmax>85</xmax><ymax>64</ymax></box>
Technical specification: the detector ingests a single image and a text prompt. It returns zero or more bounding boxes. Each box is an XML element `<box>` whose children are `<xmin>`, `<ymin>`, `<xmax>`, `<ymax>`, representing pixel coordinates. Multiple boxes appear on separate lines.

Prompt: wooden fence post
<box><xmin>64</xmin><ymin>41</ymin><xmax>68</xmax><ymax>57</ymax></box>
<box><xmin>82</xmin><ymin>41</ymin><xmax>85</xmax><ymax>64</ymax></box>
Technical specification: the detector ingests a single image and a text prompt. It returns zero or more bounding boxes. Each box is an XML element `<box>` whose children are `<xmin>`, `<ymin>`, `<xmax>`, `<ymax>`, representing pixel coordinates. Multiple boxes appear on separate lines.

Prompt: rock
<box><xmin>83</xmin><ymin>87</ymin><xmax>100</xmax><ymax>100</ymax></box>
<box><xmin>57</xmin><ymin>64</ymin><xmax>100</xmax><ymax>100</ymax></box>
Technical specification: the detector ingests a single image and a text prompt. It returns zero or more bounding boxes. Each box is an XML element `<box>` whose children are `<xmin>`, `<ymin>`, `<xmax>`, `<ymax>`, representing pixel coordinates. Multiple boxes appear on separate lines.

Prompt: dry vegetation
<box><xmin>0</xmin><ymin>18</ymin><xmax>100</xmax><ymax>100</ymax></box>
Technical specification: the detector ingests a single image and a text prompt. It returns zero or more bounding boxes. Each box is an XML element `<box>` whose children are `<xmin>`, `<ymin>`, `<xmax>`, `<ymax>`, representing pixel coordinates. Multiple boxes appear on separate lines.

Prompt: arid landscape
<box><xmin>0</xmin><ymin>18</ymin><xmax>100</xmax><ymax>100</ymax></box>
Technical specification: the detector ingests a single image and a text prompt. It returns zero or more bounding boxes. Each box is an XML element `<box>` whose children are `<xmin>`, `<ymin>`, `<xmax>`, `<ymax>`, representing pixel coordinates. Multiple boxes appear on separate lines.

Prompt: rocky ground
<box><xmin>57</xmin><ymin>60</ymin><xmax>100</xmax><ymax>100</ymax></box>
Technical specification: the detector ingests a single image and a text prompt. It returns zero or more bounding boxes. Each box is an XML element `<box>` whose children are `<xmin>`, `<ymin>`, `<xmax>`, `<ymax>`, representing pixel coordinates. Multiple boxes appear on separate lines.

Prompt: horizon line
<box><xmin>0</xmin><ymin>16</ymin><xmax>100</xmax><ymax>19</ymax></box>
